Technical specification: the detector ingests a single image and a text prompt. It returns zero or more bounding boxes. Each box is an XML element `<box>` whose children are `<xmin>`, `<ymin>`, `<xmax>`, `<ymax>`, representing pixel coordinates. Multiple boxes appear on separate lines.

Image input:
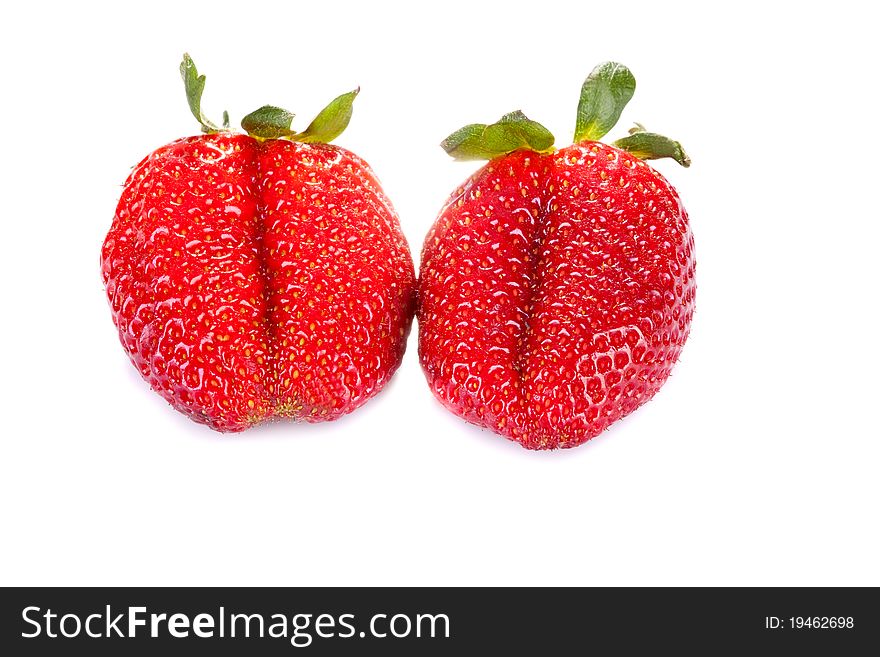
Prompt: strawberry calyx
<box><xmin>179</xmin><ymin>53</ymin><xmax>358</xmax><ymax>144</ymax></box>
<box><xmin>442</xmin><ymin>61</ymin><xmax>690</xmax><ymax>167</ymax></box>
<box><xmin>241</xmin><ymin>89</ymin><xmax>360</xmax><ymax>143</ymax></box>
<box><xmin>575</xmin><ymin>62</ymin><xmax>690</xmax><ymax>167</ymax></box>
<box><xmin>613</xmin><ymin>123</ymin><xmax>691</xmax><ymax>168</ymax></box>
<box><xmin>440</xmin><ymin>110</ymin><xmax>555</xmax><ymax>161</ymax></box>
<box><xmin>239</xmin><ymin>105</ymin><xmax>296</xmax><ymax>139</ymax></box>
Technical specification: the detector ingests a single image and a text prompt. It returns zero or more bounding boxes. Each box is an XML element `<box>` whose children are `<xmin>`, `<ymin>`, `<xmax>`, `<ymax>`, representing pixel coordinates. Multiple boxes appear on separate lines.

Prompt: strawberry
<box><xmin>101</xmin><ymin>55</ymin><xmax>416</xmax><ymax>432</ymax></box>
<box><xmin>418</xmin><ymin>62</ymin><xmax>694</xmax><ymax>449</ymax></box>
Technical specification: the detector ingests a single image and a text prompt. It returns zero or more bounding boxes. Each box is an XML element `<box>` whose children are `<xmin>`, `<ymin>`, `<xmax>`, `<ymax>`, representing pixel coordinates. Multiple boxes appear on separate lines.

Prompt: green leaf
<box><xmin>241</xmin><ymin>105</ymin><xmax>297</xmax><ymax>139</ymax></box>
<box><xmin>442</xmin><ymin>124</ymin><xmax>496</xmax><ymax>160</ymax></box>
<box><xmin>441</xmin><ymin>110</ymin><xmax>555</xmax><ymax>161</ymax></box>
<box><xmin>574</xmin><ymin>62</ymin><xmax>636</xmax><ymax>143</ymax></box>
<box><xmin>179</xmin><ymin>53</ymin><xmax>223</xmax><ymax>134</ymax></box>
<box><xmin>613</xmin><ymin>131</ymin><xmax>691</xmax><ymax>167</ymax></box>
<box><xmin>295</xmin><ymin>88</ymin><xmax>360</xmax><ymax>144</ymax></box>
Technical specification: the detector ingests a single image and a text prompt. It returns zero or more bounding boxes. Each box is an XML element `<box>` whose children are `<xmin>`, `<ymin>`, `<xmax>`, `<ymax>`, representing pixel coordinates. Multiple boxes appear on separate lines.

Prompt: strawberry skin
<box><xmin>102</xmin><ymin>133</ymin><xmax>415</xmax><ymax>431</ymax></box>
<box><xmin>418</xmin><ymin>143</ymin><xmax>695</xmax><ymax>449</ymax></box>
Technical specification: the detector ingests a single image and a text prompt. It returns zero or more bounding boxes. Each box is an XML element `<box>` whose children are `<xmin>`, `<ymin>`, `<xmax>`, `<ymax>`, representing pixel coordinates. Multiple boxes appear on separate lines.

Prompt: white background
<box><xmin>1</xmin><ymin>1</ymin><xmax>877</xmax><ymax>586</ymax></box>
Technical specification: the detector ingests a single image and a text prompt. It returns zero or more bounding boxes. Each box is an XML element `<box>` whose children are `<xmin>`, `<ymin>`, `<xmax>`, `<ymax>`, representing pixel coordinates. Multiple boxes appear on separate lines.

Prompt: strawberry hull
<box><xmin>102</xmin><ymin>134</ymin><xmax>416</xmax><ymax>431</ymax></box>
<box><xmin>418</xmin><ymin>143</ymin><xmax>695</xmax><ymax>449</ymax></box>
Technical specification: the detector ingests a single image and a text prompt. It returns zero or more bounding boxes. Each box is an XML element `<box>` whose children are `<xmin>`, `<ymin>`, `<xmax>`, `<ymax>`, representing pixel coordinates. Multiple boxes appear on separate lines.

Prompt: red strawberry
<box><xmin>418</xmin><ymin>63</ymin><xmax>694</xmax><ymax>449</ymax></box>
<box><xmin>101</xmin><ymin>55</ymin><xmax>416</xmax><ymax>432</ymax></box>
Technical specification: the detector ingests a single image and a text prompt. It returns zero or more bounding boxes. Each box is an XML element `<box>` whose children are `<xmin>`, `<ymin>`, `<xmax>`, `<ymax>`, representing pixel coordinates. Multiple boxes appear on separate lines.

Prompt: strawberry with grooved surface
<box><xmin>418</xmin><ymin>62</ymin><xmax>694</xmax><ymax>449</ymax></box>
<box><xmin>101</xmin><ymin>55</ymin><xmax>416</xmax><ymax>432</ymax></box>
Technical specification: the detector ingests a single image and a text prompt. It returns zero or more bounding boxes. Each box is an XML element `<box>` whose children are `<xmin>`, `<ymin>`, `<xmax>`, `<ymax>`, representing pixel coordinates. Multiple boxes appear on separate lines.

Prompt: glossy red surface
<box><xmin>102</xmin><ymin>134</ymin><xmax>416</xmax><ymax>431</ymax></box>
<box><xmin>418</xmin><ymin>143</ymin><xmax>695</xmax><ymax>449</ymax></box>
